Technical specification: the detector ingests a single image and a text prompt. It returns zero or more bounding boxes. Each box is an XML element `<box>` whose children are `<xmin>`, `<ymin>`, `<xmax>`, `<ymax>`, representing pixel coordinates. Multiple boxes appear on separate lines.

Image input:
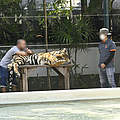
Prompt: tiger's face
<box><xmin>54</xmin><ymin>48</ymin><xmax>70</xmax><ymax>63</ymax></box>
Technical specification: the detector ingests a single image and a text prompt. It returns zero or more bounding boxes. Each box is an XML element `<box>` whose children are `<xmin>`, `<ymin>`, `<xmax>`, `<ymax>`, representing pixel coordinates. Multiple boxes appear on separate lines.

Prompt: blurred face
<box><xmin>17</xmin><ymin>40</ymin><xmax>26</xmax><ymax>50</ymax></box>
<box><xmin>99</xmin><ymin>33</ymin><xmax>107</xmax><ymax>41</ymax></box>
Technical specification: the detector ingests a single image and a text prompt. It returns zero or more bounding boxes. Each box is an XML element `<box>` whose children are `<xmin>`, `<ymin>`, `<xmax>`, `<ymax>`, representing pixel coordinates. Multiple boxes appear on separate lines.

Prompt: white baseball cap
<box><xmin>99</xmin><ymin>28</ymin><xmax>109</xmax><ymax>35</ymax></box>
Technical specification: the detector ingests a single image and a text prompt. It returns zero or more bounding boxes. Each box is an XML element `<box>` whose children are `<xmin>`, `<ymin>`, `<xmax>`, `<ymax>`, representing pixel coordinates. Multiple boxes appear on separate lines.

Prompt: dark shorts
<box><xmin>0</xmin><ymin>66</ymin><xmax>17</xmax><ymax>87</ymax></box>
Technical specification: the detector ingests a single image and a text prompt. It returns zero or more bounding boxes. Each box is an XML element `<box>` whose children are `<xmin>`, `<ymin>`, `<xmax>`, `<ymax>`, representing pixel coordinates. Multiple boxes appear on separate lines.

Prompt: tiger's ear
<box><xmin>62</xmin><ymin>48</ymin><xmax>67</xmax><ymax>53</ymax></box>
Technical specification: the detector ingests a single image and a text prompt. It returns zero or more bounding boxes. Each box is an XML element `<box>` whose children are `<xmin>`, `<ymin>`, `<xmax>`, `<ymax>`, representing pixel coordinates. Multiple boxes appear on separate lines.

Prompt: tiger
<box><xmin>8</xmin><ymin>48</ymin><xmax>70</xmax><ymax>77</ymax></box>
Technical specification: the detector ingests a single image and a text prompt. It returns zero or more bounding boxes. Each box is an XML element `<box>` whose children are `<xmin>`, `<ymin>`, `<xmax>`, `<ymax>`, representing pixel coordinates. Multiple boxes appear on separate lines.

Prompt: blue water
<box><xmin>0</xmin><ymin>99</ymin><xmax>120</xmax><ymax>120</ymax></box>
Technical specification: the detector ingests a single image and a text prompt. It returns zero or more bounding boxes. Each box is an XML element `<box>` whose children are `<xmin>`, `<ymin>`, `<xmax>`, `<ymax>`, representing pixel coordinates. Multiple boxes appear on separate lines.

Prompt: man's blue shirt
<box><xmin>0</xmin><ymin>46</ymin><xmax>20</xmax><ymax>68</ymax></box>
<box><xmin>98</xmin><ymin>39</ymin><xmax>116</xmax><ymax>68</ymax></box>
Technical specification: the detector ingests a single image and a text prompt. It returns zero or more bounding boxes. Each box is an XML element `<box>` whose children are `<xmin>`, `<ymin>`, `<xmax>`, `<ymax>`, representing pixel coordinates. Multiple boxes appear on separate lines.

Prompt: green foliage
<box><xmin>0</xmin><ymin>0</ymin><xmax>21</xmax><ymax>16</ymax></box>
<box><xmin>50</xmin><ymin>17</ymin><xmax>94</xmax><ymax>45</ymax></box>
<box><xmin>86</xmin><ymin>0</ymin><xmax>103</xmax><ymax>14</ymax></box>
<box><xmin>0</xmin><ymin>0</ymin><xmax>22</xmax><ymax>44</ymax></box>
<box><xmin>48</xmin><ymin>0</ymin><xmax>70</xmax><ymax>17</ymax></box>
<box><xmin>0</xmin><ymin>0</ymin><xmax>95</xmax><ymax>45</ymax></box>
<box><xmin>47</xmin><ymin>0</ymin><xmax>94</xmax><ymax>45</ymax></box>
<box><xmin>0</xmin><ymin>0</ymin><xmax>44</xmax><ymax>44</ymax></box>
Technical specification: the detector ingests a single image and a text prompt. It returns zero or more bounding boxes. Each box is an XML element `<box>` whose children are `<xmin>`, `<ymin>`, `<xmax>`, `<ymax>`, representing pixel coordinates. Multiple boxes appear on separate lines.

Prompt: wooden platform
<box><xmin>20</xmin><ymin>64</ymin><xmax>72</xmax><ymax>92</ymax></box>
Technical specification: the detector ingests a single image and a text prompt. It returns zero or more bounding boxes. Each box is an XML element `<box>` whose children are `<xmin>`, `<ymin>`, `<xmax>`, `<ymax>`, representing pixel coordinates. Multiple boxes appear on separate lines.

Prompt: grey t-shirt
<box><xmin>0</xmin><ymin>46</ymin><xmax>20</xmax><ymax>68</ymax></box>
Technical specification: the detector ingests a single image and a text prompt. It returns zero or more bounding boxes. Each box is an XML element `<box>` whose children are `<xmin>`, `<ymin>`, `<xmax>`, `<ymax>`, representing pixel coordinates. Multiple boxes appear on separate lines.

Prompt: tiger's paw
<box><xmin>15</xmin><ymin>73</ymin><xmax>21</xmax><ymax>78</ymax></box>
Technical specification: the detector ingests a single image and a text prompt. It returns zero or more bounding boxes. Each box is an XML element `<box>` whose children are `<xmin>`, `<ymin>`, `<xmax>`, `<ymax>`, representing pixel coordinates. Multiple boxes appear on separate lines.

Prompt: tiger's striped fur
<box><xmin>8</xmin><ymin>48</ymin><xmax>70</xmax><ymax>77</ymax></box>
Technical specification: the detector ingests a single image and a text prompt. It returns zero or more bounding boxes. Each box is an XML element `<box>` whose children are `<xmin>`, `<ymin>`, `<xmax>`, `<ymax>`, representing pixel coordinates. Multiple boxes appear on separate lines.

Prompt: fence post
<box><xmin>104</xmin><ymin>0</ymin><xmax>109</xmax><ymax>29</ymax></box>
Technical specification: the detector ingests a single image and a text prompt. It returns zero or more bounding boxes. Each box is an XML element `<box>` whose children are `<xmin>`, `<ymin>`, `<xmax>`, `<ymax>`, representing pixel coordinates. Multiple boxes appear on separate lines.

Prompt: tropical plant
<box><xmin>50</xmin><ymin>16</ymin><xmax>94</xmax><ymax>44</ymax></box>
<box><xmin>0</xmin><ymin>0</ymin><xmax>22</xmax><ymax>44</ymax></box>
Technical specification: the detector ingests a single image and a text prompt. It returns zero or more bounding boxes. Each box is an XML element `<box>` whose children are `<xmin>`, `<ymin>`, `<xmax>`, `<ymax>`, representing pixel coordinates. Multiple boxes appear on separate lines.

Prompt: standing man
<box><xmin>0</xmin><ymin>39</ymin><xmax>32</xmax><ymax>92</ymax></box>
<box><xmin>98</xmin><ymin>28</ymin><xmax>116</xmax><ymax>88</ymax></box>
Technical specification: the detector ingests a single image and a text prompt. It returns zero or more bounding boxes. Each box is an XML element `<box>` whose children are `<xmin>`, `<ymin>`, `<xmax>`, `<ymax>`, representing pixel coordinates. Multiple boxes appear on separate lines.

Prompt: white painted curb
<box><xmin>0</xmin><ymin>88</ymin><xmax>120</xmax><ymax>105</ymax></box>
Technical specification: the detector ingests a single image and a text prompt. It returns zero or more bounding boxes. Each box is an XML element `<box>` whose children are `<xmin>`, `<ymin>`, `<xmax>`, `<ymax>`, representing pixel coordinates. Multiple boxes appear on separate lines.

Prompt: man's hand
<box><xmin>101</xmin><ymin>63</ymin><xmax>106</xmax><ymax>69</ymax></box>
<box><xmin>26</xmin><ymin>48</ymin><xmax>33</xmax><ymax>55</ymax></box>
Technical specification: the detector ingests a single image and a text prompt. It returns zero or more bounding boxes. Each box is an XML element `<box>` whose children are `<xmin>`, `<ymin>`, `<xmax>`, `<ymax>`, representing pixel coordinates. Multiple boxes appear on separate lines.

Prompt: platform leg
<box><xmin>64</xmin><ymin>68</ymin><xmax>70</xmax><ymax>90</ymax></box>
<box><xmin>22</xmin><ymin>68</ymin><xmax>28</xmax><ymax>92</ymax></box>
<box><xmin>58</xmin><ymin>74</ymin><xmax>64</xmax><ymax>89</ymax></box>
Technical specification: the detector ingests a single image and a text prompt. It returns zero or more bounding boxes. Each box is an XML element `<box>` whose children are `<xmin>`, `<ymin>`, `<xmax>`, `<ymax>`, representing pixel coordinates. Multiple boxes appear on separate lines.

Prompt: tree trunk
<box><xmin>43</xmin><ymin>0</ymin><xmax>48</xmax><ymax>51</ymax></box>
<box><xmin>81</xmin><ymin>0</ymin><xmax>87</xmax><ymax>15</ymax></box>
<box><xmin>43</xmin><ymin>0</ymin><xmax>51</xmax><ymax>90</ymax></box>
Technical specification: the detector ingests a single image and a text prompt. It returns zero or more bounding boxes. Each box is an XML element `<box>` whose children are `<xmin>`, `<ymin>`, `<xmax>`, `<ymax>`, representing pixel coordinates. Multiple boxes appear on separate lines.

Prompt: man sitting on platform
<box><xmin>0</xmin><ymin>39</ymin><xmax>32</xmax><ymax>92</ymax></box>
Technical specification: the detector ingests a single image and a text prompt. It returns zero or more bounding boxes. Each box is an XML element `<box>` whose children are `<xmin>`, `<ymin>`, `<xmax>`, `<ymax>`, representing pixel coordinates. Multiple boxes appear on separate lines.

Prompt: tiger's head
<box><xmin>55</xmin><ymin>48</ymin><xmax>70</xmax><ymax>62</ymax></box>
<box><xmin>49</xmin><ymin>48</ymin><xmax>70</xmax><ymax>66</ymax></box>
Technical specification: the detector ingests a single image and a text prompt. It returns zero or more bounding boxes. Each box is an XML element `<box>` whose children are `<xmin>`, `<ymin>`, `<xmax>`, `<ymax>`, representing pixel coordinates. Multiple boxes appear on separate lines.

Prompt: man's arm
<box><xmin>16</xmin><ymin>51</ymin><xmax>28</xmax><ymax>56</ymax></box>
<box><xmin>16</xmin><ymin>48</ymin><xmax>33</xmax><ymax>56</ymax></box>
<box><xmin>26</xmin><ymin>48</ymin><xmax>34</xmax><ymax>55</ymax></box>
<box><xmin>104</xmin><ymin>41</ymin><xmax>117</xmax><ymax>65</ymax></box>
<box><xmin>101</xmin><ymin>52</ymin><xmax>115</xmax><ymax>69</ymax></box>
<box><xmin>104</xmin><ymin>51</ymin><xmax>115</xmax><ymax>65</ymax></box>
